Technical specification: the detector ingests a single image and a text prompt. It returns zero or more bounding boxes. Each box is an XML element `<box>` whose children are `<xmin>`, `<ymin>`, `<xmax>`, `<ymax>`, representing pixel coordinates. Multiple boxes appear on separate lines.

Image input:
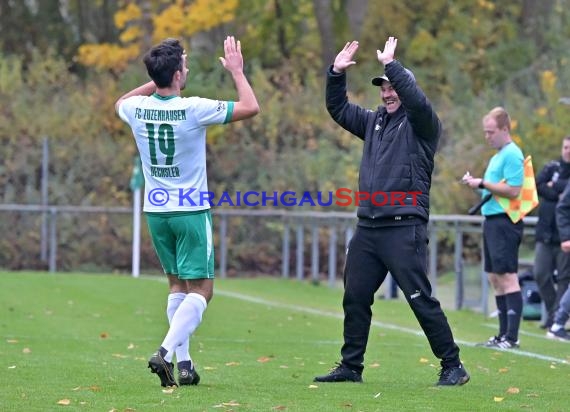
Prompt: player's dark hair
<box><xmin>143</xmin><ymin>38</ymin><xmax>184</xmax><ymax>88</ymax></box>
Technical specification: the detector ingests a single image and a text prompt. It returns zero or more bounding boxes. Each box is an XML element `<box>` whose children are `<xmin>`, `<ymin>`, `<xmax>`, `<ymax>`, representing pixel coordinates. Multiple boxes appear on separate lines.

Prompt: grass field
<box><xmin>1</xmin><ymin>272</ymin><xmax>570</xmax><ymax>412</ymax></box>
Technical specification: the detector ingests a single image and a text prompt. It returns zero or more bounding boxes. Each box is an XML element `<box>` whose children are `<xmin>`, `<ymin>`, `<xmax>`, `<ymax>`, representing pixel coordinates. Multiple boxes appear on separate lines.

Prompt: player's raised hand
<box><xmin>377</xmin><ymin>36</ymin><xmax>398</xmax><ymax>66</ymax></box>
<box><xmin>219</xmin><ymin>36</ymin><xmax>243</xmax><ymax>73</ymax></box>
<box><xmin>333</xmin><ymin>41</ymin><xmax>359</xmax><ymax>73</ymax></box>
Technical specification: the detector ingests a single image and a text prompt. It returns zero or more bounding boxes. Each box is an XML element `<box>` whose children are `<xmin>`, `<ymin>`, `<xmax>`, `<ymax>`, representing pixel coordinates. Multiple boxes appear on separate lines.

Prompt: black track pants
<box><xmin>340</xmin><ymin>223</ymin><xmax>461</xmax><ymax>371</ymax></box>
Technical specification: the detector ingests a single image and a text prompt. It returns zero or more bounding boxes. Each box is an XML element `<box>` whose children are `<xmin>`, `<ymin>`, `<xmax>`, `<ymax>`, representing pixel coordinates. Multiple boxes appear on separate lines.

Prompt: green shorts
<box><xmin>145</xmin><ymin>210</ymin><xmax>214</xmax><ymax>279</ymax></box>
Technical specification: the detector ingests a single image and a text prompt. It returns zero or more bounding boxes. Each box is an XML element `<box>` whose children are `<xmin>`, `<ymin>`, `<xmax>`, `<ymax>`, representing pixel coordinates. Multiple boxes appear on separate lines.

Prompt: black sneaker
<box><xmin>313</xmin><ymin>363</ymin><xmax>362</xmax><ymax>383</ymax></box>
<box><xmin>546</xmin><ymin>328</ymin><xmax>570</xmax><ymax>342</ymax></box>
<box><xmin>148</xmin><ymin>351</ymin><xmax>177</xmax><ymax>387</ymax></box>
<box><xmin>178</xmin><ymin>364</ymin><xmax>200</xmax><ymax>386</ymax></box>
<box><xmin>437</xmin><ymin>363</ymin><xmax>470</xmax><ymax>386</ymax></box>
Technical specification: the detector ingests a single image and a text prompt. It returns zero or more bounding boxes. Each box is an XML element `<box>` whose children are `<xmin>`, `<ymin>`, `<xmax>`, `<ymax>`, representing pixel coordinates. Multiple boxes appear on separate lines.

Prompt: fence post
<box><xmin>328</xmin><ymin>224</ymin><xmax>337</xmax><ymax>287</ymax></box>
<box><xmin>311</xmin><ymin>222</ymin><xmax>319</xmax><ymax>283</ymax></box>
<box><xmin>282</xmin><ymin>219</ymin><xmax>290</xmax><ymax>278</ymax></box>
<box><xmin>41</xmin><ymin>137</ymin><xmax>49</xmax><ymax>262</ymax></box>
<box><xmin>296</xmin><ymin>222</ymin><xmax>304</xmax><ymax>280</ymax></box>
<box><xmin>454</xmin><ymin>222</ymin><xmax>464</xmax><ymax>310</ymax></box>
<box><xmin>48</xmin><ymin>207</ymin><xmax>57</xmax><ymax>273</ymax></box>
<box><xmin>219</xmin><ymin>213</ymin><xmax>228</xmax><ymax>278</ymax></box>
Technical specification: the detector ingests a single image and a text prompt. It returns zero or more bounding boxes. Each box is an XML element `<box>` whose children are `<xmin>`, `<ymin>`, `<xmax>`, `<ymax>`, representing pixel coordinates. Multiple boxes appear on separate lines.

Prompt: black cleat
<box><xmin>148</xmin><ymin>351</ymin><xmax>177</xmax><ymax>387</ymax></box>
<box><xmin>178</xmin><ymin>364</ymin><xmax>200</xmax><ymax>386</ymax></box>
<box><xmin>437</xmin><ymin>363</ymin><xmax>470</xmax><ymax>386</ymax></box>
<box><xmin>314</xmin><ymin>363</ymin><xmax>362</xmax><ymax>383</ymax></box>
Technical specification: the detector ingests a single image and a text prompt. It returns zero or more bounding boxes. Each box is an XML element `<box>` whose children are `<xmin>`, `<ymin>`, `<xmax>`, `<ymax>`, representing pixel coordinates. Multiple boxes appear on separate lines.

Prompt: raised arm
<box><xmin>114</xmin><ymin>81</ymin><xmax>156</xmax><ymax>115</ymax></box>
<box><xmin>377</xmin><ymin>37</ymin><xmax>440</xmax><ymax>143</ymax></box>
<box><xmin>219</xmin><ymin>36</ymin><xmax>260</xmax><ymax>122</ymax></box>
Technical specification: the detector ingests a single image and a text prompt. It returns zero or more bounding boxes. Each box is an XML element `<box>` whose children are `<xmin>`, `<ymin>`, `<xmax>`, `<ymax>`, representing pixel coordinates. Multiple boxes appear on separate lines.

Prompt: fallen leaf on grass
<box><xmin>374</xmin><ymin>392</ymin><xmax>381</xmax><ymax>398</ymax></box>
<box><xmin>419</xmin><ymin>358</ymin><xmax>429</xmax><ymax>363</ymax></box>
<box><xmin>272</xmin><ymin>406</ymin><xmax>287</xmax><ymax>410</ymax></box>
<box><xmin>162</xmin><ymin>388</ymin><xmax>175</xmax><ymax>394</ymax></box>
<box><xmin>203</xmin><ymin>366</ymin><xmax>216</xmax><ymax>370</ymax></box>
<box><xmin>8</xmin><ymin>365</ymin><xmax>16</xmax><ymax>369</ymax></box>
<box><xmin>100</xmin><ymin>332</ymin><xmax>109</xmax><ymax>339</ymax></box>
<box><xmin>308</xmin><ymin>385</ymin><xmax>318</xmax><ymax>389</ymax></box>
<box><xmin>57</xmin><ymin>399</ymin><xmax>71</xmax><ymax>405</ymax></box>
<box><xmin>279</xmin><ymin>365</ymin><xmax>289</xmax><ymax>369</ymax></box>
<box><xmin>213</xmin><ymin>401</ymin><xmax>240</xmax><ymax>407</ymax></box>
<box><xmin>494</xmin><ymin>397</ymin><xmax>504</xmax><ymax>402</ymax></box>
<box><xmin>127</xmin><ymin>343</ymin><xmax>135</xmax><ymax>350</ymax></box>
<box><xmin>507</xmin><ymin>387</ymin><xmax>520</xmax><ymax>394</ymax></box>
<box><xmin>257</xmin><ymin>356</ymin><xmax>273</xmax><ymax>363</ymax></box>
<box><xmin>112</xmin><ymin>354</ymin><xmax>127</xmax><ymax>358</ymax></box>
<box><xmin>6</xmin><ymin>339</ymin><xmax>18</xmax><ymax>344</ymax></box>
<box><xmin>550</xmin><ymin>364</ymin><xmax>557</xmax><ymax>369</ymax></box>
<box><xmin>225</xmin><ymin>362</ymin><xmax>240</xmax><ymax>366</ymax></box>
<box><xmin>369</xmin><ymin>362</ymin><xmax>380</xmax><ymax>368</ymax></box>
<box><xmin>22</xmin><ymin>348</ymin><xmax>31</xmax><ymax>354</ymax></box>
<box><xmin>498</xmin><ymin>368</ymin><xmax>509</xmax><ymax>373</ymax></box>
<box><xmin>223</xmin><ymin>401</ymin><xmax>240</xmax><ymax>406</ymax></box>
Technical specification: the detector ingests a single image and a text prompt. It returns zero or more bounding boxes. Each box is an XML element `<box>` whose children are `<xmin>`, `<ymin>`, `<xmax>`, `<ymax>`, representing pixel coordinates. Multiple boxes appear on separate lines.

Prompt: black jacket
<box><xmin>556</xmin><ymin>181</ymin><xmax>570</xmax><ymax>242</ymax></box>
<box><xmin>326</xmin><ymin>60</ymin><xmax>440</xmax><ymax>222</ymax></box>
<box><xmin>536</xmin><ymin>159</ymin><xmax>570</xmax><ymax>243</ymax></box>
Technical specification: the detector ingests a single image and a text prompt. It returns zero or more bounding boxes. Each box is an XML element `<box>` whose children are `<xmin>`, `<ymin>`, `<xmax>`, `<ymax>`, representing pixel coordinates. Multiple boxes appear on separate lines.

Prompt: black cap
<box><xmin>371</xmin><ymin>68</ymin><xmax>415</xmax><ymax>86</ymax></box>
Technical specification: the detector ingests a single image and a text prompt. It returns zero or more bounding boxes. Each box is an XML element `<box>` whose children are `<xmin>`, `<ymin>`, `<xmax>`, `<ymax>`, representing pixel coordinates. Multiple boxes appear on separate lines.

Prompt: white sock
<box><xmin>166</xmin><ymin>293</ymin><xmax>190</xmax><ymax>363</ymax></box>
<box><xmin>161</xmin><ymin>293</ymin><xmax>207</xmax><ymax>362</ymax></box>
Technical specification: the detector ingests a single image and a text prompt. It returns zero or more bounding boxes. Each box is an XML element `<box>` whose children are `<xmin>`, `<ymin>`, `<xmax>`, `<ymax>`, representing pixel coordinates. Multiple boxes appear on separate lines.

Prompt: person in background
<box><xmin>462</xmin><ymin>107</ymin><xmax>524</xmax><ymax>349</ymax></box>
<box><xmin>547</xmin><ymin>179</ymin><xmax>570</xmax><ymax>341</ymax></box>
<box><xmin>533</xmin><ymin>136</ymin><xmax>570</xmax><ymax>329</ymax></box>
<box><xmin>314</xmin><ymin>37</ymin><xmax>469</xmax><ymax>386</ymax></box>
<box><xmin>115</xmin><ymin>36</ymin><xmax>259</xmax><ymax>387</ymax></box>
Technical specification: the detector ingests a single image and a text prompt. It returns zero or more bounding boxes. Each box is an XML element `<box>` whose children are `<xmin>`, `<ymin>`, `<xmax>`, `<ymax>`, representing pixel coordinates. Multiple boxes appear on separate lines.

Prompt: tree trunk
<box><xmin>312</xmin><ymin>0</ymin><xmax>335</xmax><ymax>71</ymax></box>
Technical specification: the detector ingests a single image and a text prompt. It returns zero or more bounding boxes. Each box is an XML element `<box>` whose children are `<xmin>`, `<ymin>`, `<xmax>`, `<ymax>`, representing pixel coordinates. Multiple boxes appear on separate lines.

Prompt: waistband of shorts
<box><xmin>483</xmin><ymin>213</ymin><xmax>509</xmax><ymax>220</ymax></box>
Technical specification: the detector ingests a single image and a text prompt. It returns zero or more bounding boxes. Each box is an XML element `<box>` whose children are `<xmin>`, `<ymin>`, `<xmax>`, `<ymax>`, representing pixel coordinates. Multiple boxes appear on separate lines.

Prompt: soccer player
<box><xmin>115</xmin><ymin>36</ymin><xmax>259</xmax><ymax>387</ymax></box>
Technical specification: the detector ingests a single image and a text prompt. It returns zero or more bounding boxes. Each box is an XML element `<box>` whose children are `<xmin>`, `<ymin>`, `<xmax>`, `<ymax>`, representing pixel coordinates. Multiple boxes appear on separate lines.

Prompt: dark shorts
<box><xmin>483</xmin><ymin>214</ymin><xmax>524</xmax><ymax>274</ymax></box>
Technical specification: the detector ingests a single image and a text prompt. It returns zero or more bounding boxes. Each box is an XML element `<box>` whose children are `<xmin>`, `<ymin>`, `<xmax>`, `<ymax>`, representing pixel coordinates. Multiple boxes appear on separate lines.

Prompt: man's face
<box><xmin>179</xmin><ymin>53</ymin><xmax>189</xmax><ymax>90</ymax></box>
<box><xmin>380</xmin><ymin>81</ymin><xmax>401</xmax><ymax>114</ymax></box>
<box><xmin>482</xmin><ymin>117</ymin><xmax>509</xmax><ymax>149</ymax></box>
<box><xmin>561</xmin><ymin>139</ymin><xmax>570</xmax><ymax>163</ymax></box>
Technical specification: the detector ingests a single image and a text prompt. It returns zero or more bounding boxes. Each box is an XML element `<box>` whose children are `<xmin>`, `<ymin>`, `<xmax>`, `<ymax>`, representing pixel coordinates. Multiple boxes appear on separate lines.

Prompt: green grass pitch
<box><xmin>1</xmin><ymin>272</ymin><xmax>569</xmax><ymax>411</ymax></box>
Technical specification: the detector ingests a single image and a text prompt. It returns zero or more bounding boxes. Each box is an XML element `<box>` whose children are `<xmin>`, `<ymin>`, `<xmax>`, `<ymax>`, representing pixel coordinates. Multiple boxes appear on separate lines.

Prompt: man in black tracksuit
<box><xmin>313</xmin><ymin>37</ymin><xmax>469</xmax><ymax>386</ymax></box>
<box><xmin>533</xmin><ymin>137</ymin><xmax>570</xmax><ymax>328</ymax></box>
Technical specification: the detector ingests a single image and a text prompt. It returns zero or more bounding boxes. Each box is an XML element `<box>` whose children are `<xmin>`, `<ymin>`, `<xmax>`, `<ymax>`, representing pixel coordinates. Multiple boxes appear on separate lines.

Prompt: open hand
<box><xmin>333</xmin><ymin>41</ymin><xmax>359</xmax><ymax>73</ymax></box>
<box><xmin>377</xmin><ymin>36</ymin><xmax>397</xmax><ymax>66</ymax></box>
<box><xmin>219</xmin><ymin>36</ymin><xmax>243</xmax><ymax>74</ymax></box>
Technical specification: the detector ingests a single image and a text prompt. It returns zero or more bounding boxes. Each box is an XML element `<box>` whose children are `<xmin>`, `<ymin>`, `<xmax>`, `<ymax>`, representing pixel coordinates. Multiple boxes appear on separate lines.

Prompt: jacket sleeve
<box><xmin>536</xmin><ymin>162</ymin><xmax>559</xmax><ymax>201</ymax></box>
<box><xmin>556</xmin><ymin>182</ymin><xmax>570</xmax><ymax>242</ymax></box>
<box><xmin>325</xmin><ymin>66</ymin><xmax>374</xmax><ymax>140</ymax></box>
<box><xmin>384</xmin><ymin>60</ymin><xmax>440</xmax><ymax>144</ymax></box>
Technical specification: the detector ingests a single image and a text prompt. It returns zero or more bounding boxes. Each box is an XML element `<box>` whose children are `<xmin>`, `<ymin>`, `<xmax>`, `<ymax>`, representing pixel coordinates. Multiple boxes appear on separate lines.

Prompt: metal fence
<box><xmin>0</xmin><ymin>203</ymin><xmax>537</xmax><ymax>315</ymax></box>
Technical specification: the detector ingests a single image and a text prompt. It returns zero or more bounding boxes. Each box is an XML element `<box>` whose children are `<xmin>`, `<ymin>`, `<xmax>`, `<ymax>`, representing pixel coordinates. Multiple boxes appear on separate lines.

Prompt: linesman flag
<box><xmin>494</xmin><ymin>155</ymin><xmax>539</xmax><ymax>223</ymax></box>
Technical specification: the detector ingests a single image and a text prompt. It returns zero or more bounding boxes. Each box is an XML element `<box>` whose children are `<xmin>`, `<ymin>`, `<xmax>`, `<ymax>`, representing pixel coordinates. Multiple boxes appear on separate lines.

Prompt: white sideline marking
<box><xmin>141</xmin><ymin>277</ymin><xmax>568</xmax><ymax>364</ymax></box>
<box><xmin>216</xmin><ymin>289</ymin><xmax>570</xmax><ymax>365</ymax></box>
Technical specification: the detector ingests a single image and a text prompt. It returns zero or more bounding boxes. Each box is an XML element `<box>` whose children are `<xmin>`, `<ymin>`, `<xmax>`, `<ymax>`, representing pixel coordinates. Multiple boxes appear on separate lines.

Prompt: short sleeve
<box><xmin>117</xmin><ymin>96</ymin><xmax>145</xmax><ymax>124</ymax></box>
<box><xmin>504</xmin><ymin>149</ymin><xmax>524</xmax><ymax>187</ymax></box>
<box><xmin>190</xmin><ymin>98</ymin><xmax>234</xmax><ymax>126</ymax></box>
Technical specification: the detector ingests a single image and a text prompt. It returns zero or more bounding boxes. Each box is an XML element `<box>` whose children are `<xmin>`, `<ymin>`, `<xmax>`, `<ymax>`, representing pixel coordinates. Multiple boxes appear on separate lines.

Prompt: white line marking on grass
<box><xmin>216</xmin><ymin>289</ymin><xmax>569</xmax><ymax>365</ymax></box>
<box><xmin>140</xmin><ymin>278</ymin><xmax>568</xmax><ymax>364</ymax></box>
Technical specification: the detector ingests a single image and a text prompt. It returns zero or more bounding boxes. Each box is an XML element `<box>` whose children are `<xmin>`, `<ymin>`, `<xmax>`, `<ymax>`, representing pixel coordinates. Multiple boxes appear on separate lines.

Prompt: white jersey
<box><xmin>118</xmin><ymin>93</ymin><xmax>233</xmax><ymax>212</ymax></box>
